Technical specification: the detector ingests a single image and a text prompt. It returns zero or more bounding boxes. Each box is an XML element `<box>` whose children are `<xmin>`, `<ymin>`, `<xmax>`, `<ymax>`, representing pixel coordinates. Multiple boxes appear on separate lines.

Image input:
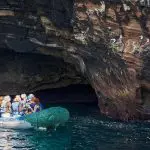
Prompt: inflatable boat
<box><xmin>0</xmin><ymin>117</ymin><xmax>33</xmax><ymax>129</ymax></box>
<box><xmin>0</xmin><ymin>107</ymin><xmax>70</xmax><ymax>130</ymax></box>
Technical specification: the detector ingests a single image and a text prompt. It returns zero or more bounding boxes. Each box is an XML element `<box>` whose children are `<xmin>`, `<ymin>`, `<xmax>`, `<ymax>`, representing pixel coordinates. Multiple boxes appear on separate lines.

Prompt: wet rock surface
<box><xmin>0</xmin><ymin>0</ymin><xmax>150</xmax><ymax>120</ymax></box>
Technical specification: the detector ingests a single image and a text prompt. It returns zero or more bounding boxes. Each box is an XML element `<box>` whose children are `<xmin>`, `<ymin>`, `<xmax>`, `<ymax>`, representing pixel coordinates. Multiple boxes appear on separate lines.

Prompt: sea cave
<box><xmin>0</xmin><ymin>0</ymin><xmax>150</xmax><ymax>149</ymax></box>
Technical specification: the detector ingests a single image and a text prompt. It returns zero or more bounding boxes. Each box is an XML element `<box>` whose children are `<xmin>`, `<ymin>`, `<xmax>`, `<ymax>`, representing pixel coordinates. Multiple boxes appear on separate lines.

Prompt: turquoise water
<box><xmin>0</xmin><ymin>103</ymin><xmax>150</xmax><ymax>150</ymax></box>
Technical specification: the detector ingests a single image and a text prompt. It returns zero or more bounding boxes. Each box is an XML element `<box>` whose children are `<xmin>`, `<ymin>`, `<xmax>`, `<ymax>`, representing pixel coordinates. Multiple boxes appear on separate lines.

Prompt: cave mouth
<box><xmin>35</xmin><ymin>84</ymin><xmax>98</xmax><ymax>106</ymax></box>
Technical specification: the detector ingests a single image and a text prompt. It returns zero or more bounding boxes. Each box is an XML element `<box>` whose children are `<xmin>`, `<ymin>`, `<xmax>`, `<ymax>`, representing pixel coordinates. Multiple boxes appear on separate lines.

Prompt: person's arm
<box><xmin>6</xmin><ymin>102</ymin><xmax>11</xmax><ymax>113</ymax></box>
<box><xmin>33</xmin><ymin>105</ymin><xmax>40</xmax><ymax>112</ymax></box>
<box><xmin>18</xmin><ymin>103</ymin><xmax>23</xmax><ymax>112</ymax></box>
<box><xmin>28</xmin><ymin>104</ymin><xmax>34</xmax><ymax>113</ymax></box>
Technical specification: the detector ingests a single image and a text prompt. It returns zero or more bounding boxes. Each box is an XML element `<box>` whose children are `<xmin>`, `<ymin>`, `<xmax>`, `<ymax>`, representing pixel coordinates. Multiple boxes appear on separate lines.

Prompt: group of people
<box><xmin>0</xmin><ymin>94</ymin><xmax>42</xmax><ymax>118</ymax></box>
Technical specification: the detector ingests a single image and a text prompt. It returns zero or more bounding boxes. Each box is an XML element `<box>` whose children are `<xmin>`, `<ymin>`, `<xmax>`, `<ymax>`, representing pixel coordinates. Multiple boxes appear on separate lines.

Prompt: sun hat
<box><xmin>4</xmin><ymin>95</ymin><xmax>11</xmax><ymax>102</ymax></box>
<box><xmin>27</xmin><ymin>94</ymin><xmax>35</xmax><ymax>102</ymax></box>
<box><xmin>21</xmin><ymin>94</ymin><xmax>27</xmax><ymax>99</ymax></box>
<box><xmin>14</xmin><ymin>95</ymin><xmax>21</xmax><ymax>102</ymax></box>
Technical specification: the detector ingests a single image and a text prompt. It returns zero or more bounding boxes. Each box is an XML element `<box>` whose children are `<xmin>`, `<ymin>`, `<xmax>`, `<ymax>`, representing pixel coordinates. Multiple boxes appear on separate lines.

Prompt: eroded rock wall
<box><xmin>0</xmin><ymin>49</ymin><xmax>85</xmax><ymax>95</ymax></box>
<box><xmin>0</xmin><ymin>0</ymin><xmax>150</xmax><ymax>120</ymax></box>
<box><xmin>73</xmin><ymin>0</ymin><xmax>150</xmax><ymax>120</ymax></box>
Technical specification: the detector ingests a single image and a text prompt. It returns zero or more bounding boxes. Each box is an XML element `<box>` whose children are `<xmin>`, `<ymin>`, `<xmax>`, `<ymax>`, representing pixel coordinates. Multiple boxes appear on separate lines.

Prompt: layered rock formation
<box><xmin>0</xmin><ymin>0</ymin><xmax>150</xmax><ymax>121</ymax></box>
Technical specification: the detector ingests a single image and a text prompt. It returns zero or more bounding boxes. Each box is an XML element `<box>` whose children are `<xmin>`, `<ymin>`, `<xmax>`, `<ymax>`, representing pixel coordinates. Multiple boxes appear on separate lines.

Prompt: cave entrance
<box><xmin>35</xmin><ymin>84</ymin><xmax>98</xmax><ymax>106</ymax></box>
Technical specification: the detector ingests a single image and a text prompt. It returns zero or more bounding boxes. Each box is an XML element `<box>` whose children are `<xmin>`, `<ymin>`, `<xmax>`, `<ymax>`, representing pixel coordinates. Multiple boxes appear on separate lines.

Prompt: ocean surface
<box><xmin>0</xmin><ymin>85</ymin><xmax>150</xmax><ymax>150</ymax></box>
<box><xmin>0</xmin><ymin>103</ymin><xmax>150</xmax><ymax>150</ymax></box>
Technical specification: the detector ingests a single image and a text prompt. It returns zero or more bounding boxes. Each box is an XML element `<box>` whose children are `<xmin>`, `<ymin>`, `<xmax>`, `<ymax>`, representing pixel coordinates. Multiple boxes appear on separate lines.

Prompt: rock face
<box><xmin>0</xmin><ymin>0</ymin><xmax>150</xmax><ymax>121</ymax></box>
<box><xmin>0</xmin><ymin>50</ymin><xmax>85</xmax><ymax>95</ymax></box>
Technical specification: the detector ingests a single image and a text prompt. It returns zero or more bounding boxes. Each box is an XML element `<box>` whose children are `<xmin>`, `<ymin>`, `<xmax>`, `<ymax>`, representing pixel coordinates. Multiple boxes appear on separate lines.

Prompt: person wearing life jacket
<box><xmin>27</xmin><ymin>94</ymin><xmax>43</xmax><ymax>110</ymax></box>
<box><xmin>24</xmin><ymin>94</ymin><xmax>35</xmax><ymax>114</ymax></box>
<box><xmin>26</xmin><ymin>97</ymin><xmax>41</xmax><ymax>114</ymax></box>
<box><xmin>31</xmin><ymin>97</ymin><xmax>41</xmax><ymax>112</ymax></box>
<box><xmin>12</xmin><ymin>95</ymin><xmax>21</xmax><ymax>116</ymax></box>
<box><xmin>21</xmin><ymin>94</ymin><xmax>27</xmax><ymax>105</ymax></box>
<box><xmin>0</xmin><ymin>96</ymin><xmax>3</xmax><ymax>116</ymax></box>
<box><xmin>1</xmin><ymin>96</ymin><xmax>12</xmax><ymax>117</ymax></box>
<box><xmin>19</xmin><ymin>94</ymin><xmax>28</xmax><ymax>115</ymax></box>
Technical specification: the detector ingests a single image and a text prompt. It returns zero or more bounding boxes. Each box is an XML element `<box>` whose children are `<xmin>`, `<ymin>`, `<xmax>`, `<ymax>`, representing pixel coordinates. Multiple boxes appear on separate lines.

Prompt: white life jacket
<box><xmin>1</xmin><ymin>100</ymin><xmax>7</xmax><ymax>112</ymax></box>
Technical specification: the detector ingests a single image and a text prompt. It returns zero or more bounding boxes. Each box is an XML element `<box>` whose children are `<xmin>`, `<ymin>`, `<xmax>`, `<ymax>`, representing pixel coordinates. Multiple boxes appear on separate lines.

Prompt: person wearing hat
<box><xmin>1</xmin><ymin>96</ymin><xmax>12</xmax><ymax>117</ymax></box>
<box><xmin>12</xmin><ymin>95</ymin><xmax>21</xmax><ymax>116</ymax></box>
<box><xmin>24</xmin><ymin>96</ymin><xmax>41</xmax><ymax>114</ymax></box>
<box><xmin>21</xmin><ymin>94</ymin><xmax>27</xmax><ymax>101</ymax></box>
<box><xmin>27</xmin><ymin>94</ymin><xmax>35</xmax><ymax>102</ymax></box>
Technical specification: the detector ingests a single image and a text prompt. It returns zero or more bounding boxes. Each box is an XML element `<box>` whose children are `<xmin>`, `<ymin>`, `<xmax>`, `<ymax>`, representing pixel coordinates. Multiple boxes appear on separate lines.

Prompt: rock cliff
<box><xmin>0</xmin><ymin>0</ymin><xmax>150</xmax><ymax>121</ymax></box>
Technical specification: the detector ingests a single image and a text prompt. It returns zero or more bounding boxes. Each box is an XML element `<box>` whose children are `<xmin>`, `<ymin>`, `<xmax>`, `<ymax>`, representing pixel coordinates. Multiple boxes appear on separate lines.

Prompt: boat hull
<box><xmin>0</xmin><ymin>107</ymin><xmax>70</xmax><ymax>130</ymax></box>
<box><xmin>0</xmin><ymin>118</ymin><xmax>33</xmax><ymax>130</ymax></box>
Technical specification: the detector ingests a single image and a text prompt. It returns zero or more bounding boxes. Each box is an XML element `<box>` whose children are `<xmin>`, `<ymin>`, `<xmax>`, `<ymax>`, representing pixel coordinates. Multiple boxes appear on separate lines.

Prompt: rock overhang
<box><xmin>0</xmin><ymin>0</ymin><xmax>150</xmax><ymax>120</ymax></box>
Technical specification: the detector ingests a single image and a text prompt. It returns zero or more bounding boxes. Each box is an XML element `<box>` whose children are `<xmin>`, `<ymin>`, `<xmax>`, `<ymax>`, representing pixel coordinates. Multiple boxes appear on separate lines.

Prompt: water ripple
<box><xmin>0</xmin><ymin>104</ymin><xmax>150</xmax><ymax>150</ymax></box>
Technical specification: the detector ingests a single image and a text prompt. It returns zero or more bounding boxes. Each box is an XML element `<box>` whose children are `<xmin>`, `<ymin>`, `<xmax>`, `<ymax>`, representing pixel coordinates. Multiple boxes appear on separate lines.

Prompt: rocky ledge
<box><xmin>0</xmin><ymin>0</ymin><xmax>150</xmax><ymax>121</ymax></box>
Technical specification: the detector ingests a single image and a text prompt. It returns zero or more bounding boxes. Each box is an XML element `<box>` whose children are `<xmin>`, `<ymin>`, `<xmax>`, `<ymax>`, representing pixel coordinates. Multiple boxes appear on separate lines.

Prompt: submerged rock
<box><xmin>0</xmin><ymin>0</ymin><xmax>150</xmax><ymax>121</ymax></box>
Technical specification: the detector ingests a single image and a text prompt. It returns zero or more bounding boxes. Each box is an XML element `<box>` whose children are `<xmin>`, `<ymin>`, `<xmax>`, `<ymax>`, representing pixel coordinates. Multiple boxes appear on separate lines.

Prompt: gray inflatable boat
<box><xmin>0</xmin><ymin>117</ymin><xmax>33</xmax><ymax>129</ymax></box>
<box><xmin>0</xmin><ymin>107</ymin><xmax>70</xmax><ymax>130</ymax></box>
